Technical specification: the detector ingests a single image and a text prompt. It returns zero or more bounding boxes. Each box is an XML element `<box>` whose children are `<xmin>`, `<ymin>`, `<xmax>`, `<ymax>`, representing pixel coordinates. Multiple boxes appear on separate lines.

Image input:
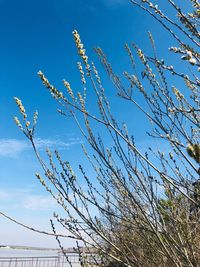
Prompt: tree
<box><xmin>13</xmin><ymin>0</ymin><xmax>199</xmax><ymax>266</ymax></box>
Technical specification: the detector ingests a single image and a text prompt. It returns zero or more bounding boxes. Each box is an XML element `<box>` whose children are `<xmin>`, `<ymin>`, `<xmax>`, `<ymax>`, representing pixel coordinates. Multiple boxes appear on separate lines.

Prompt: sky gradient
<box><xmin>0</xmin><ymin>0</ymin><xmax>178</xmax><ymax>248</ymax></box>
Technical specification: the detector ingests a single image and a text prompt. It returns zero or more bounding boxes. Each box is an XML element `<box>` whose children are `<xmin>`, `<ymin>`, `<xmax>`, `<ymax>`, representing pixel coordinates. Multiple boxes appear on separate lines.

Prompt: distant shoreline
<box><xmin>0</xmin><ymin>245</ymin><xmax>94</xmax><ymax>255</ymax></box>
<box><xmin>0</xmin><ymin>245</ymin><xmax>58</xmax><ymax>251</ymax></box>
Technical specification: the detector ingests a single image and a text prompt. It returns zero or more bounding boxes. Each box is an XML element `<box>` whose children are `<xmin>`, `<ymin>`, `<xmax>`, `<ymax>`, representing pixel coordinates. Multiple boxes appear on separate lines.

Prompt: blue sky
<box><xmin>0</xmin><ymin>0</ymin><xmax>183</xmax><ymax>248</ymax></box>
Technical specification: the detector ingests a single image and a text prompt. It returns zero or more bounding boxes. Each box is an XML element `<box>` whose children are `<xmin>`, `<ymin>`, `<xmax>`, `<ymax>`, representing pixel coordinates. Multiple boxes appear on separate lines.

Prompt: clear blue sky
<box><xmin>0</xmin><ymin>0</ymin><xmax>179</xmax><ymax>248</ymax></box>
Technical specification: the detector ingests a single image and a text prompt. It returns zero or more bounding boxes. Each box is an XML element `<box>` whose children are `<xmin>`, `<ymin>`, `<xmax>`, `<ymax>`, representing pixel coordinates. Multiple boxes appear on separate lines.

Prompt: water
<box><xmin>0</xmin><ymin>248</ymin><xmax>58</xmax><ymax>257</ymax></box>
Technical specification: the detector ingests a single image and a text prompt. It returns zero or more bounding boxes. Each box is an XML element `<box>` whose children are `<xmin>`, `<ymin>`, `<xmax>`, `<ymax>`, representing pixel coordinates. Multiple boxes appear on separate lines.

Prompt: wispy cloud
<box><xmin>34</xmin><ymin>137</ymin><xmax>82</xmax><ymax>150</ymax></box>
<box><xmin>0</xmin><ymin>139</ymin><xmax>29</xmax><ymax>157</ymax></box>
<box><xmin>0</xmin><ymin>187</ymin><xmax>57</xmax><ymax>211</ymax></box>
<box><xmin>0</xmin><ymin>189</ymin><xmax>10</xmax><ymax>201</ymax></box>
<box><xmin>0</xmin><ymin>137</ymin><xmax>83</xmax><ymax>158</ymax></box>
<box><xmin>22</xmin><ymin>195</ymin><xmax>56</xmax><ymax>211</ymax></box>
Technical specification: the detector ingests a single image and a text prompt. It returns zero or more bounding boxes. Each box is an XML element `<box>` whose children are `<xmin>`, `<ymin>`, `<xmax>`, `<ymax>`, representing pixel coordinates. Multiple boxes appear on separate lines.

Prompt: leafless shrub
<box><xmin>13</xmin><ymin>1</ymin><xmax>200</xmax><ymax>266</ymax></box>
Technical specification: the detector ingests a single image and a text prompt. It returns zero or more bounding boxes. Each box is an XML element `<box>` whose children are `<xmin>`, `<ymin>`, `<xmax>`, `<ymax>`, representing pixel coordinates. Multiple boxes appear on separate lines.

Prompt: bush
<box><xmin>14</xmin><ymin>1</ymin><xmax>200</xmax><ymax>266</ymax></box>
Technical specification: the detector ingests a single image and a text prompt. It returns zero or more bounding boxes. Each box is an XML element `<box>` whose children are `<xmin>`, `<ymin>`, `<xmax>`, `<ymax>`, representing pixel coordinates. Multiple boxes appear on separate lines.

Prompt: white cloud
<box><xmin>0</xmin><ymin>137</ymin><xmax>83</xmax><ymax>158</ymax></box>
<box><xmin>0</xmin><ymin>187</ymin><xmax>58</xmax><ymax>211</ymax></box>
<box><xmin>0</xmin><ymin>189</ymin><xmax>10</xmax><ymax>201</ymax></box>
<box><xmin>0</xmin><ymin>139</ymin><xmax>29</xmax><ymax>157</ymax></box>
<box><xmin>22</xmin><ymin>195</ymin><xmax>56</xmax><ymax>211</ymax></box>
<box><xmin>34</xmin><ymin>137</ymin><xmax>82</xmax><ymax>150</ymax></box>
